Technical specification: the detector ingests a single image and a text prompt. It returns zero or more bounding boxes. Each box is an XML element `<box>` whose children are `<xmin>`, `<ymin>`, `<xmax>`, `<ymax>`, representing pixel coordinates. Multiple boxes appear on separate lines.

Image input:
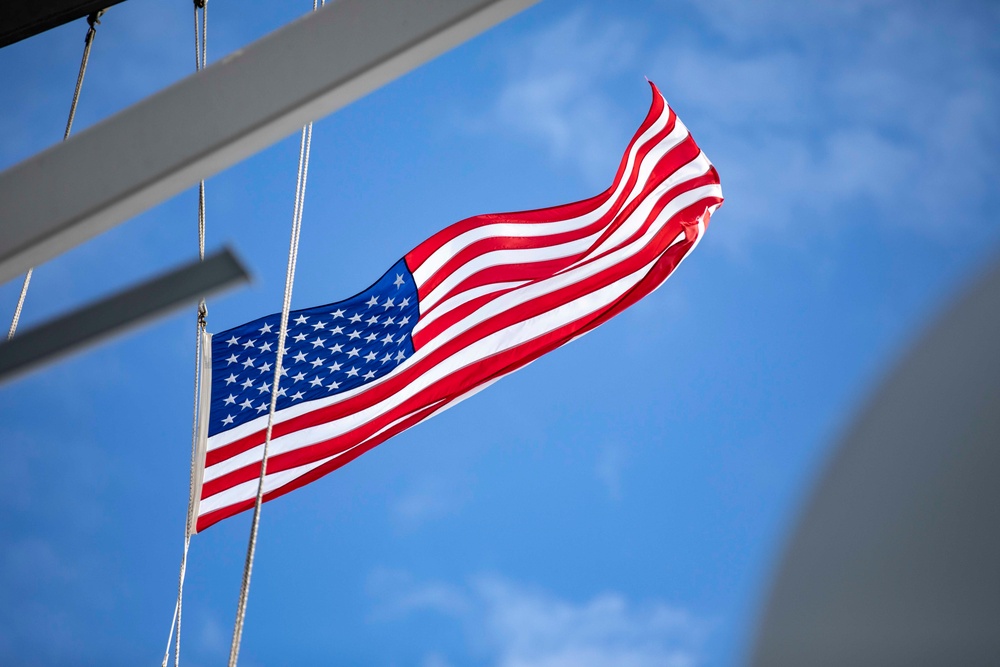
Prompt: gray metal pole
<box><xmin>0</xmin><ymin>248</ymin><xmax>248</xmax><ymax>382</ymax></box>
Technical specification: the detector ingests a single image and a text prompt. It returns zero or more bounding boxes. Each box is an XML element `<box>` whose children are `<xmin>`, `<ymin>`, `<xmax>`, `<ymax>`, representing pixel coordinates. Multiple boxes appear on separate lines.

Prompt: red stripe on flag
<box><xmin>201</xmin><ymin>195</ymin><xmax>716</xmax><ymax>494</ymax></box>
<box><xmin>405</xmin><ymin>88</ymin><xmax>671</xmax><ymax>274</ymax></box>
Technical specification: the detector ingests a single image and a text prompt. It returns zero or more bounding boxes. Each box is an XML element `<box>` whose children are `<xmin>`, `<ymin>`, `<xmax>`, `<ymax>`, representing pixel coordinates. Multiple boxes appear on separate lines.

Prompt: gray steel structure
<box><xmin>0</xmin><ymin>0</ymin><xmax>537</xmax><ymax>377</ymax></box>
<box><xmin>0</xmin><ymin>0</ymin><xmax>538</xmax><ymax>286</ymax></box>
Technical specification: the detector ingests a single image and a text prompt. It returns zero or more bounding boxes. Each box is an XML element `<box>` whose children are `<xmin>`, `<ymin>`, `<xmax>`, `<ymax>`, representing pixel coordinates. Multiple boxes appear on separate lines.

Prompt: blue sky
<box><xmin>1</xmin><ymin>0</ymin><xmax>998</xmax><ymax>665</ymax></box>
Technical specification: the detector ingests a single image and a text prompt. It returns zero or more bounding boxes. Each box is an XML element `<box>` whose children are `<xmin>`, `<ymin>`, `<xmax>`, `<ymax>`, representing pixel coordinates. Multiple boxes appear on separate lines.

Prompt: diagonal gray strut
<box><xmin>0</xmin><ymin>248</ymin><xmax>249</xmax><ymax>382</ymax></box>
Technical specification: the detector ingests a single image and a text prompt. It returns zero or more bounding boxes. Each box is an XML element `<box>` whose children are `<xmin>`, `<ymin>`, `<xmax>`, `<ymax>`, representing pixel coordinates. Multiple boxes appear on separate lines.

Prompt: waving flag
<box><xmin>190</xmin><ymin>82</ymin><xmax>723</xmax><ymax>532</ymax></box>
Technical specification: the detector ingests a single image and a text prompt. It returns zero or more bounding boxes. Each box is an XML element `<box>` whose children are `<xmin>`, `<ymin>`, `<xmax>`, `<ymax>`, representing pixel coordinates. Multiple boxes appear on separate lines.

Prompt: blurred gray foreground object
<box><xmin>0</xmin><ymin>248</ymin><xmax>248</xmax><ymax>383</ymax></box>
<box><xmin>751</xmin><ymin>255</ymin><xmax>1000</xmax><ymax>666</ymax></box>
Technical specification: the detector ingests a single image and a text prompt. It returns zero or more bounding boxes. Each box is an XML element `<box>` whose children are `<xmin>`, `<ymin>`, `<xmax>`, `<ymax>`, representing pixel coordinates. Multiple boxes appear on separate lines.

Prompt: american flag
<box><xmin>190</xmin><ymin>82</ymin><xmax>723</xmax><ymax>532</ymax></box>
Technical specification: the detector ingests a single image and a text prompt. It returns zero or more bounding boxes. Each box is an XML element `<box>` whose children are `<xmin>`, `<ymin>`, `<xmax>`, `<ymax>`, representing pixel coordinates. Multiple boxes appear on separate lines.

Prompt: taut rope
<box><xmin>162</xmin><ymin>2</ymin><xmax>209</xmax><ymax>666</ymax></box>
<box><xmin>227</xmin><ymin>4</ymin><xmax>323</xmax><ymax>663</ymax></box>
<box><xmin>7</xmin><ymin>10</ymin><xmax>105</xmax><ymax>340</ymax></box>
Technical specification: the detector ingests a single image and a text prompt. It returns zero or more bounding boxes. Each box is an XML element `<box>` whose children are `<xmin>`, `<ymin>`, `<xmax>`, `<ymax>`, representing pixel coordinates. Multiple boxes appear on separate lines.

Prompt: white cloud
<box><xmin>2</xmin><ymin>538</ymin><xmax>74</xmax><ymax>588</ymax></box>
<box><xmin>468</xmin><ymin>11</ymin><xmax>641</xmax><ymax>186</ymax></box>
<box><xmin>370</xmin><ymin>571</ymin><xmax>707</xmax><ymax>667</ymax></box>
<box><xmin>389</xmin><ymin>476</ymin><xmax>470</xmax><ymax>530</ymax></box>
<box><xmin>0</xmin><ymin>537</ymin><xmax>81</xmax><ymax>662</ymax></box>
<box><xmin>673</xmin><ymin>0</ymin><xmax>877</xmax><ymax>43</ymax></box>
<box><xmin>369</xmin><ymin>569</ymin><xmax>471</xmax><ymax>619</ymax></box>
<box><xmin>0</xmin><ymin>429</ymin><xmax>117</xmax><ymax>664</ymax></box>
<box><xmin>664</xmin><ymin>51</ymin><xmax>809</xmax><ymax>130</ymax></box>
<box><xmin>423</xmin><ymin>652</ymin><xmax>455</xmax><ymax>667</ymax></box>
<box><xmin>471</xmin><ymin>1</ymin><xmax>999</xmax><ymax>249</ymax></box>
<box><xmin>595</xmin><ymin>444</ymin><xmax>626</xmax><ymax>501</ymax></box>
<box><xmin>655</xmin><ymin>0</ymin><xmax>1000</xmax><ymax>244</ymax></box>
<box><xmin>392</xmin><ymin>487</ymin><xmax>454</xmax><ymax>526</ymax></box>
<box><xmin>196</xmin><ymin>612</ymin><xmax>230</xmax><ymax>657</ymax></box>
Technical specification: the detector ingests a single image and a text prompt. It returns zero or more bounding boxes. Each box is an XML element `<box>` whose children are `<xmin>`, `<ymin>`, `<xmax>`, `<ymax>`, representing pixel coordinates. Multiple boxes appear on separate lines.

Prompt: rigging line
<box><xmin>195</xmin><ymin>0</ymin><xmax>207</xmax><ymax>260</ymax></box>
<box><xmin>228</xmin><ymin>5</ymin><xmax>323</xmax><ymax>664</ymax></box>
<box><xmin>164</xmin><ymin>306</ymin><xmax>204</xmax><ymax>667</ymax></box>
<box><xmin>162</xmin><ymin>2</ymin><xmax>209</xmax><ymax>667</ymax></box>
<box><xmin>7</xmin><ymin>9</ymin><xmax>105</xmax><ymax>341</ymax></box>
<box><xmin>228</xmin><ymin>121</ymin><xmax>311</xmax><ymax>667</ymax></box>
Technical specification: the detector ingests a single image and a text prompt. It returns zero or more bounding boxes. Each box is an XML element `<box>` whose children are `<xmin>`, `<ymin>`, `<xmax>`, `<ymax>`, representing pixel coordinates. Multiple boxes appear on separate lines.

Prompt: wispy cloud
<box><xmin>389</xmin><ymin>476</ymin><xmax>471</xmax><ymax>530</ymax></box>
<box><xmin>369</xmin><ymin>569</ymin><xmax>472</xmax><ymax>619</ymax></box>
<box><xmin>2</xmin><ymin>538</ymin><xmax>75</xmax><ymax>591</ymax></box>
<box><xmin>195</xmin><ymin>611</ymin><xmax>230</xmax><ymax>658</ymax></box>
<box><xmin>423</xmin><ymin>653</ymin><xmax>456</xmax><ymax>667</ymax></box>
<box><xmin>0</xmin><ymin>430</ymin><xmax>115</xmax><ymax>664</ymax></box>
<box><xmin>667</xmin><ymin>0</ymin><xmax>999</xmax><ymax>246</ymax></box>
<box><xmin>0</xmin><ymin>537</ymin><xmax>82</xmax><ymax>662</ymax></box>
<box><xmin>595</xmin><ymin>444</ymin><xmax>626</xmax><ymax>501</ymax></box>
<box><xmin>466</xmin><ymin>11</ymin><xmax>642</xmax><ymax>187</ymax></box>
<box><xmin>369</xmin><ymin>570</ymin><xmax>708</xmax><ymax>667</ymax></box>
<box><xmin>469</xmin><ymin>1</ymin><xmax>1000</xmax><ymax>250</ymax></box>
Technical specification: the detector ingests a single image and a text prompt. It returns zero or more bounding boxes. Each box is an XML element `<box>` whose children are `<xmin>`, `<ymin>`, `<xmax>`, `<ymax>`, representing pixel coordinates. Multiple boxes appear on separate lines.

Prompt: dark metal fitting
<box><xmin>87</xmin><ymin>9</ymin><xmax>106</xmax><ymax>28</ymax></box>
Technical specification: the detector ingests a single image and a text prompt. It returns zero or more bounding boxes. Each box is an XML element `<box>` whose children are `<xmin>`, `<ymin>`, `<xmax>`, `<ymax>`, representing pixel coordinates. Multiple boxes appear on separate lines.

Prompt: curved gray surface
<box><xmin>751</xmin><ymin>257</ymin><xmax>1000</xmax><ymax>666</ymax></box>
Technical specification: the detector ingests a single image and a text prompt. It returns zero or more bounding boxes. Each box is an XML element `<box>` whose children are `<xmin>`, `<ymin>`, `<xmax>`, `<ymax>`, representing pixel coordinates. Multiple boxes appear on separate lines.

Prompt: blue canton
<box><xmin>208</xmin><ymin>259</ymin><xmax>419</xmax><ymax>437</ymax></box>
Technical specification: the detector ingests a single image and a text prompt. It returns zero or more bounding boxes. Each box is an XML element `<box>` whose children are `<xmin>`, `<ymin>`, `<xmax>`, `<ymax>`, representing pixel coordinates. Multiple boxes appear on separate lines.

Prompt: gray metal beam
<box><xmin>0</xmin><ymin>0</ymin><xmax>538</xmax><ymax>285</ymax></box>
<box><xmin>0</xmin><ymin>248</ymin><xmax>249</xmax><ymax>382</ymax></box>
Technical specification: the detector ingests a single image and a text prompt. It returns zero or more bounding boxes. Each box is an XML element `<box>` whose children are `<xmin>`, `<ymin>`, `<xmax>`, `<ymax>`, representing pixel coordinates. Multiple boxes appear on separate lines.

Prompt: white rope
<box><xmin>162</xmin><ymin>3</ymin><xmax>209</xmax><ymax>666</ymax></box>
<box><xmin>164</xmin><ymin>311</ymin><xmax>204</xmax><ymax>667</ymax></box>
<box><xmin>227</xmin><ymin>8</ymin><xmax>322</xmax><ymax>664</ymax></box>
<box><xmin>7</xmin><ymin>11</ymin><xmax>103</xmax><ymax>341</ymax></box>
<box><xmin>195</xmin><ymin>0</ymin><xmax>207</xmax><ymax>264</ymax></box>
<box><xmin>7</xmin><ymin>271</ymin><xmax>32</xmax><ymax>340</ymax></box>
<box><xmin>227</xmin><ymin>119</ymin><xmax>313</xmax><ymax>667</ymax></box>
